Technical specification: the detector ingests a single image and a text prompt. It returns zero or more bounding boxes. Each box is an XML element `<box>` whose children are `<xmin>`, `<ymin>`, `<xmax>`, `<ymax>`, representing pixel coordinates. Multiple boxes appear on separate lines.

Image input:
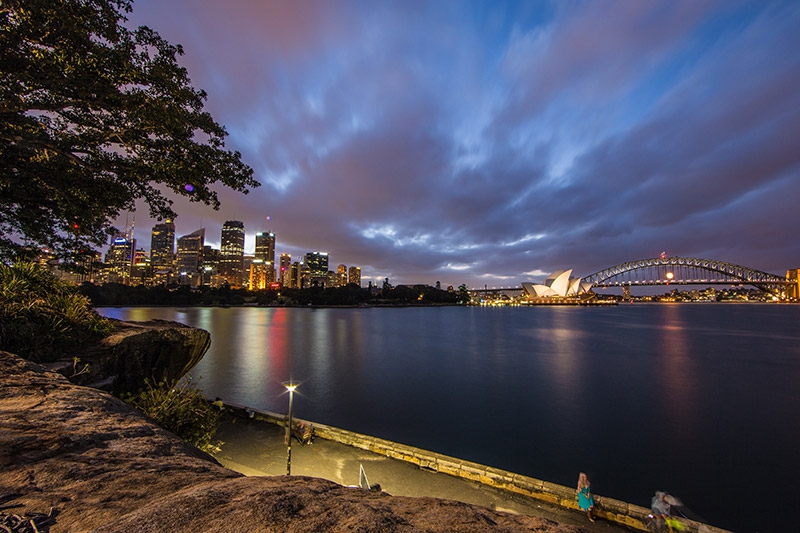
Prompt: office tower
<box><xmin>243</xmin><ymin>254</ymin><xmax>255</xmax><ymax>289</ymax></box>
<box><xmin>203</xmin><ymin>246</ymin><xmax>221</xmax><ymax>287</ymax></box>
<box><xmin>219</xmin><ymin>220</ymin><xmax>245</xmax><ymax>288</ymax></box>
<box><xmin>326</xmin><ymin>270</ymin><xmax>338</xmax><ymax>287</ymax></box>
<box><xmin>130</xmin><ymin>248</ymin><xmax>152</xmax><ymax>286</ymax></box>
<box><xmin>279</xmin><ymin>253</ymin><xmax>291</xmax><ymax>287</ymax></box>
<box><xmin>255</xmin><ymin>231</ymin><xmax>276</xmax><ymax>283</ymax></box>
<box><xmin>286</xmin><ymin>261</ymin><xmax>300</xmax><ymax>288</ymax></box>
<box><xmin>348</xmin><ymin>266</ymin><xmax>361</xmax><ymax>287</ymax></box>
<box><xmin>336</xmin><ymin>264</ymin><xmax>347</xmax><ymax>287</ymax></box>
<box><xmin>202</xmin><ymin>246</ymin><xmax>219</xmax><ymax>270</ymax></box>
<box><xmin>150</xmin><ymin>219</ymin><xmax>175</xmax><ymax>270</ymax></box>
<box><xmin>176</xmin><ymin>229</ymin><xmax>205</xmax><ymax>286</ymax></box>
<box><xmin>305</xmin><ymin>251</ymin><xmax>328</xmax><ymax>286</ymax></box>
<box><xmin>249</xmin><ymin>259</ymin><xmax>268</xmax><ymax>290</ymax></box>
<box><xmin>289</xmin><ymin>261</ymin><xmax>310</xmax><ymax>288</ymax></box>
<box><xmin>105</xmin><ymin>234</ymin><xmax>135</xmax><ymax>285</ymax></box>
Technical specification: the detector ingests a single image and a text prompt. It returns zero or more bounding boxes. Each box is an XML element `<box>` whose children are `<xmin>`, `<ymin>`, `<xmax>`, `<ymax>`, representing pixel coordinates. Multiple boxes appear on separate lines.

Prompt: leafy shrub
<box><xmin>0</xmin><ymin>263</ymin><xmax>115</xmax><ymax>361</ymax></box>
<box><xmin>123</xmin><ymin>377</ymin><xmax>221</xmax><ymax>453</ymax></box>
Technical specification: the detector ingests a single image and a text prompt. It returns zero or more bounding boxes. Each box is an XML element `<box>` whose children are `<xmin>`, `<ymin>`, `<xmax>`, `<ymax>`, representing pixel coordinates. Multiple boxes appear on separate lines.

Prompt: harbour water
<box><xmin>97</xmin><ymin>304</ymin><xmax>800</xmax><ymax>532</ymax></box>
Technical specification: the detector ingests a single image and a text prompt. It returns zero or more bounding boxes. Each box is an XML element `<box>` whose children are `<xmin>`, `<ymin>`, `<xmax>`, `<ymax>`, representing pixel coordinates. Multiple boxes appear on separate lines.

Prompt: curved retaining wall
<box><xmin>223</xmin><ymin>402</ymin><xmax>729</xmax><ymax>533</ymax></box>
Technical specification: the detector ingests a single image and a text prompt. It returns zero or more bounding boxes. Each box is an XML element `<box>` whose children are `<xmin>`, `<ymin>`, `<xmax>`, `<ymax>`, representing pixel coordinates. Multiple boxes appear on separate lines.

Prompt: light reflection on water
<box><xmin>97</xmin><ymin>304</ymin><xmax>800</xmax><ymax>533</ymax></box>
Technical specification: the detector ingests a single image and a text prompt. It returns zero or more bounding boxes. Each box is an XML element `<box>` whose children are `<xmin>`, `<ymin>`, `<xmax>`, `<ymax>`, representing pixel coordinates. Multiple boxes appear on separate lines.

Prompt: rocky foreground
<box><xmin>0</xmin><ymin>351</ymin><xmax>586</xmax><ymax>533</ymax></box>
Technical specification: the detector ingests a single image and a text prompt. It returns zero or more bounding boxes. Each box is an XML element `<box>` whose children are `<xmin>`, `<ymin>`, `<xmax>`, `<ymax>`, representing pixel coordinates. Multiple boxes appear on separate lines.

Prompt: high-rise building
<box><xmin>288</xmin><ymin>261</ymin><xmax>299</xmax><ymax>288</ymax></box>
<box><xmin>279</xmin><ymin>253</ymin><xmax>291</xmax><ymax>287</ymax></box>
<box><xmin>203</xmin><ymin>246</ymin><xmax>220</xmax><ymax>287</ymax></box>
<box><xmin>288</xmin><ymin>261</ymin><xmax>310</xmax><ymax>288</ymax></box>
<box><xmin>326</xmin><ymin>270</ymin><xmax>338</xmax><ymax>287</ymax></box>
<box><xmin>150</xmin><ymin>219</ymin><xmax>175</xmax><ymax>270</ymax></box>
<box><xmin>249</xmin><ymin>259</ymin><xmax>269</xmax><ymax>290</ymax></box>
<box><xmin>219</xmin><ymin>220</ymin><xmax>245</xmax><ymax>288</ymax></box>
<box><xmin>255</xmin><ymin>231</ymin><xmax>276</xmax><ymax>283</ymax></box>
<box><xmin>243</xmin><ymin>254</ymin><xmax>255</xmax><ymax>289</ymax></box>
<box><xmin>176</xmin><ymin>229</ymin><xmax>205</xmax><ymax>286</ymax></box>
<box><xmin>305</xmin><ymin>251</ymin><xmax>328</xmax><ymax>286</ymax></box>
<box><xmin>348</xmin><ymin>266</ymin><xmax>361</xmax><ymax>287</ymax></box>
<box><xmin>105</xmin><ymin>234</ymin><xmax>135</xmax><ymax>284</ymax></box>
<box><xmin>337</xmin><ymin>264</ymin><xmax>347</xmax><ymax>287</ymax></box>
<box><xmin>130</xmin><ymin>248</ymin><xmax>152</xmax><ymax>286</ymax></box>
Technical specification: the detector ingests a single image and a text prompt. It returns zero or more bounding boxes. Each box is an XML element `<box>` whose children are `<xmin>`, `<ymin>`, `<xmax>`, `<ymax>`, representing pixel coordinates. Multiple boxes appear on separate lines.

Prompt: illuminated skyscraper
<box><xmin>176</xmin><ymin>229</ymin><xmax>205</xmax><ymax>286</ymax></box>
<box><xmin>130</xmin><ymin>248</ymin><xmax>152</xmax><ymax>286</ymax></box>
<box><xmin>348</xmin><ymin>266</ymin><xmax>361</xmax><ymax>287</ymax></box>
<box><xmin>105</xmin><ymin>234</ymin><xmax>135</xmax><ymax>284</ymax></box>
<box><xmin>305</xmin><ymin>252</ymin><xmax>328</xmax><ymax>277</ymax></box>
<box><xmin>249</xmin><ymin>259</ymin><xmax>268</xmax><ymax>290</ymax></box>
<box><xmin>289</xmin><ymin>261</ymin><xmax>309</xmax><ymax>288</ymax></box>
<box><xmin>203</xmin><ymin>245</ymin><xmax>220</xmax><ymax>287</ymax></box>
<box><xmin>220</xmin><ymin>220</ymin><xmax>245</xmax><ymax>288</ymax></box>
<box><xmin>337</xmin><ymin>264</ymin><xmax>347</xmax><ymax>287</ymax></box>
<box><xmin>150</xmin><ymin>219</ymin><xmax>175</xmax><ymax>270</ymax></box>
<box><xmin>288</xmin><ymin>261</ymin><xmax>300</xmax><ymax>288</ymax></box>
<box><xmin>255</xmin><ymin>231</ymin><xmax>276</xmax><ymax>283</ymax></box>
<box><xmin>279</xmin><ymin>253</ymin><xmax>291</xmax><ymax>287</ymax></box>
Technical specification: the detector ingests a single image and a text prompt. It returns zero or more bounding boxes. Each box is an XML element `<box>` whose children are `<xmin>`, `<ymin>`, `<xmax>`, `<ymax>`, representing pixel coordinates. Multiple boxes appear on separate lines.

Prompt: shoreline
<box><xmin>213</xmin><ymin>401</ymin><xmax>731</xmax><ymax>533</ymax></box>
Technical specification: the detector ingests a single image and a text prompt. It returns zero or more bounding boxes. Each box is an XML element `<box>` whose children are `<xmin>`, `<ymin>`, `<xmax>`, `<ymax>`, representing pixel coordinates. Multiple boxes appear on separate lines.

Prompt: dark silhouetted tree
<box><xmin>0</xmin><ymin>0</ymin><xmax>258</xmax><ymax>264</ymax></box>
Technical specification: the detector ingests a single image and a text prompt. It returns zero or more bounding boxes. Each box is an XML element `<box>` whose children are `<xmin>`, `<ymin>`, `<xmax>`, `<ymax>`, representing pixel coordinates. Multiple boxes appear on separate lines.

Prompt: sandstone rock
<box><xmin>52</xmin><ymin>319</ymin><xmax>211</xmax><ymax>396</ymax></box>
<box><xmin>0</xmin><ymin>351</ymin><xmax>584</xmax><ymax>532</ymax></box>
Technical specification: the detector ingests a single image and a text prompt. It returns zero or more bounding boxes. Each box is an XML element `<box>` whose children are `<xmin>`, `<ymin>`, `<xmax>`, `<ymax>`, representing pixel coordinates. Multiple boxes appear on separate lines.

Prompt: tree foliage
<box><xmin>0</xmin><ymin>0</ymin><xmax>258</xmax><ymax>263</ymax></box>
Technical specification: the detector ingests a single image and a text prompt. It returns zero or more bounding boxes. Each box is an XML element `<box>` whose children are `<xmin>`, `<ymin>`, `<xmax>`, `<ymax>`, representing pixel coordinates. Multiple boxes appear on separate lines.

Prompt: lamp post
<box><xmin>283</xmin><ymin>381</ymin><xmax>298</xmax><ymax>475</ymax></box>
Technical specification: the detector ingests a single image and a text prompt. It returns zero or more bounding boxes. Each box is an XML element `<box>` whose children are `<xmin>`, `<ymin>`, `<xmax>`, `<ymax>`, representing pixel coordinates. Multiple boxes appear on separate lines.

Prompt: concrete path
<box><xmin>212</xmin><ymin>414</ymin><xmax>631</xmax><ymax>532</ymax></box>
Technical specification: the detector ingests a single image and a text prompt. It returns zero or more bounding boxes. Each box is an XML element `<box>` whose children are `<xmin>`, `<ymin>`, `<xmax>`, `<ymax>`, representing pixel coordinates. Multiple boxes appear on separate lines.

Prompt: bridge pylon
<box><xmin>787</xmin><ymin>269</ymin><xmax>800</xmax><ymax>301</ymax></box>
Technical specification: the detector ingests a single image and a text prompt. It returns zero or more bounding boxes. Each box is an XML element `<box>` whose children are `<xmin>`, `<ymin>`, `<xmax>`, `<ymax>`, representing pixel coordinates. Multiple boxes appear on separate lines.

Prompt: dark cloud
<box><xmin>119</xmin><ymin>0</ymin><xmax>800</xmax><ymax>287</ymax></box>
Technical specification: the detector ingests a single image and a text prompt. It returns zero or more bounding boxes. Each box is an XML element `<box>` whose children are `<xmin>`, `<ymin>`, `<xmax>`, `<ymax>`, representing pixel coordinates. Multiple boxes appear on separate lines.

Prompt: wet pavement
<box><xmin>212</xmin><ymin>414</ymin><xmax>630</xmax><ymax>532</ymax></box>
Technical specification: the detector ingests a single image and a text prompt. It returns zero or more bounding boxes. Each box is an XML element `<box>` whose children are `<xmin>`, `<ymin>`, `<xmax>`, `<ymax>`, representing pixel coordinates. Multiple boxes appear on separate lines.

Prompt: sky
<box><xmin>119</xmin><ymin>0</ymin><xmax>800</xmax><ymax>289</ymax></box>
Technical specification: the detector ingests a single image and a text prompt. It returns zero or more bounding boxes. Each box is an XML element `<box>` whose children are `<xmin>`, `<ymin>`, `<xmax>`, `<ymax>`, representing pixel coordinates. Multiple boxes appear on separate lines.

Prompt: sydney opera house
<box><xmin>521</xmin><ymin>269</ymin><xmax>594</xmax><ymax>300</ymax></box>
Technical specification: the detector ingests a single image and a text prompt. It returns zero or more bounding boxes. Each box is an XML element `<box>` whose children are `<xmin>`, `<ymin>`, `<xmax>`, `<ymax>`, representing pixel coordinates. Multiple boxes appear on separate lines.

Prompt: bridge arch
<box><xmin>582</xmin><ymin>257</ymin><xmax>791</xmax><ymax>298</ymax></box>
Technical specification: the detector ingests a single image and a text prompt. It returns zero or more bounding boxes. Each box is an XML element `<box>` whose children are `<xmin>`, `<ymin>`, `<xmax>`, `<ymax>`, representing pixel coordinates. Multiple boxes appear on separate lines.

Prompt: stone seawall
<box><xmin>224</xmin><ymin>402</ymin><xmax>730</xmax><ymax>533</ymax></box>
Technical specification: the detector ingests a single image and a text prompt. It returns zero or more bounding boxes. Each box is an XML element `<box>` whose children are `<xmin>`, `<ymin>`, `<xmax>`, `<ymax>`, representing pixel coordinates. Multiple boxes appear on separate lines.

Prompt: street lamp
<box><xmin>282</xmin><ymin>381</ymin><xmax>298</xmax><ymax>475</ymax></box>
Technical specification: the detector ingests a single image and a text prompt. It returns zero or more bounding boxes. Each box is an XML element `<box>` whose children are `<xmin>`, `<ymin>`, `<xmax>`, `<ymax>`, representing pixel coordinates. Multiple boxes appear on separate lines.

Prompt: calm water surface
<box><xmin>98</xmin><ymin>304</ymin><xmax>800</xmax><ymax>532</ymax></box>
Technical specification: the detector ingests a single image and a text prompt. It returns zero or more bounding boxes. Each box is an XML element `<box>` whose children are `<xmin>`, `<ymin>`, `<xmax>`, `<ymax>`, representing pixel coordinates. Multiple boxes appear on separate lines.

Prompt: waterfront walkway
<box><xmin>212</xmin><ymin>413</ymin><xmax>630</xmax><ymax>532</ymax></box>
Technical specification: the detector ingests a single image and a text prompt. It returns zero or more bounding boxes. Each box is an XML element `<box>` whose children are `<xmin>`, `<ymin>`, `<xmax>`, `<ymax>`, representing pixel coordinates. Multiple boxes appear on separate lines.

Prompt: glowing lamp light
<box><xmin>282</xmin><ymin>381</ymin><xmax>299</xmax><ymax>475</ymax></box>
<box><xmin>666</xmin><ymin>272</ymin><xmax>674</xmax><ymax>280</ymax></box>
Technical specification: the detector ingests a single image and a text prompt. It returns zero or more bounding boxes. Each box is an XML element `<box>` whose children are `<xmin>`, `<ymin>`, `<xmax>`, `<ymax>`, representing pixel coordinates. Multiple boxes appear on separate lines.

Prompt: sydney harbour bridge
<box><xmin>473</xmin><ymin>256</ymin><xmax>798</xmax><ymax>301</ymax></box>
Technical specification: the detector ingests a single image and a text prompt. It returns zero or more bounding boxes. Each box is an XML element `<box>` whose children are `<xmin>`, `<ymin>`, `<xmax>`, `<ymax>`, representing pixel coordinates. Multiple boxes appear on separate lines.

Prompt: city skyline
<box><xmin>115</xmin><ymin>217</ymin><xmax>360</xmax><ymax>284</ymax></box>
<box><xmin>117</xmin><ymin>1</ymin><xmax>800</xmax><ymax>288</ymax></box>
